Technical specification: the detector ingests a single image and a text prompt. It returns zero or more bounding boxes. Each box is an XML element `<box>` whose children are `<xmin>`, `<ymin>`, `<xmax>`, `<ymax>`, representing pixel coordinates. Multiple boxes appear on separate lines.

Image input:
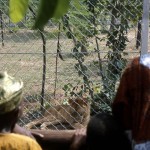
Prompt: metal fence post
<box><xmin>141</xmin><ymin>0</ymin><xmax>150</xmax><ymax>55</ymax></box>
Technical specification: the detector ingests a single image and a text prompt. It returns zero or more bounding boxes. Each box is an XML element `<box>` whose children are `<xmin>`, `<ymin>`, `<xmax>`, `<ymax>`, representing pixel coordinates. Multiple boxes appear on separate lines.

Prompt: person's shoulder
<box><xmin>10</xmin><ymin>133</ymin><xmax>42</xmax><ymax>150</ymax></box>
<box><xmin>10</xmin><ymin>133</ymin><xmax>34</xmax><ymax>140</ymax></box>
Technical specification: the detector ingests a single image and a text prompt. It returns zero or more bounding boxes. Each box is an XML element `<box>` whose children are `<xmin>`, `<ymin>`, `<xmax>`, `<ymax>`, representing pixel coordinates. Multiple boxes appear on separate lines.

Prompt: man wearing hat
<box><xmin>0</xmin><ymin>72</ymin><xmax>42</xmax><ymax>150</ymax></box>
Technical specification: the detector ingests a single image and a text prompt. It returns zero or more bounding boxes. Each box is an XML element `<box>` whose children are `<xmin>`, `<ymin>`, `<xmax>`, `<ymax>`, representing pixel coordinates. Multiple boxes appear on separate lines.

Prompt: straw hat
<box><xmin>0</xmin><ymin>72</ymin><xmax>23</xmax><ymax>114</ymax></box>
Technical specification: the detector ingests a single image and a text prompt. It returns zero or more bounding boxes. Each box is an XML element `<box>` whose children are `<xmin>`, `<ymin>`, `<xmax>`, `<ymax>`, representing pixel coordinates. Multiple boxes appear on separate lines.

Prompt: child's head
<box><xmin>86</xmin><ymin>113</ymin><xmax>132</xmax><ymax>150</ymax></box>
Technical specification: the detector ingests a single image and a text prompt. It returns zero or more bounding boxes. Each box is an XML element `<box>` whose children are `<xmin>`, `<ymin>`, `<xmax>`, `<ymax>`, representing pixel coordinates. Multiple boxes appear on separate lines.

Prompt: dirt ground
<box><xmin>0</xmin><ymin>27</ymin><xmax>140</xmax><ymax>128</ymax></box>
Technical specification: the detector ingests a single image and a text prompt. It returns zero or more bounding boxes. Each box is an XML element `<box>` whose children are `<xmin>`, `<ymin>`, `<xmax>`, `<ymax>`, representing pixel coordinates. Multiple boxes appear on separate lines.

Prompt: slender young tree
<box><xmin>29</xmin><ymin>6</ymin><xmax>46</xmax><ymax>112</ymax></box>
<box><xmin>0</xmin><ymin>10</ymin><xmax>4</xmax><ymax>47</ymax></box>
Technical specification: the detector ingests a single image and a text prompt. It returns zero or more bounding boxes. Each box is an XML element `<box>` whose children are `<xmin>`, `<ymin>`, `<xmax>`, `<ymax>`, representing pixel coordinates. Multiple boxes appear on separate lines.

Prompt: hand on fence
<box><xmin>70</xmin><ymin>128</ymin><xmax>87</xmax><ymax>150</ymax></box>
<box><xmin>31</xmin><ymin>131</ymin><xmax>44</xmax><ymax>141</ymax></box>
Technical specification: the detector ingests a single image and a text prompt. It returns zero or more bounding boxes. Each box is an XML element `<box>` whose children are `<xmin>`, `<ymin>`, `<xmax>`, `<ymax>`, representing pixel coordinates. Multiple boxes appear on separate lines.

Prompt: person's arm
<box><xmin>13</xmin><ymin>124</ymin><xmax>44</xmax><ymax>140</ymax></box>
<box><xmin>70</xmin><ymin>128</ymin><xmax>87</xmax><ymax>150</ymax></box>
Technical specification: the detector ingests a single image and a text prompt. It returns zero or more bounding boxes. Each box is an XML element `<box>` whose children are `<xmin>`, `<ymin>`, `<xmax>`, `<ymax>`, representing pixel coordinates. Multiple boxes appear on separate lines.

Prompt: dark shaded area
<box><xmin>31</xmin><ymin>113</ymin><xmax>132</xmax><ymax>150</ymax></box>
<box><xmin>87</xmin><ymin>113</ymin><xmax>132</xmax><ymax>150</ymax></box>
<box><xmin>31</xmin><ymin>130</ymin><xmax>76</xmax><ymax>150</ymax></box>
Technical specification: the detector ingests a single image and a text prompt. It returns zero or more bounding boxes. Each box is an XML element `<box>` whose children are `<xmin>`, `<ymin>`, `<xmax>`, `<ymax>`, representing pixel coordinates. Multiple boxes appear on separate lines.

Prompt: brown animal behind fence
<box><xmin>25</xmin><ymin>97</ymin><xmax>90</xmax><ymax>130</ymax></box>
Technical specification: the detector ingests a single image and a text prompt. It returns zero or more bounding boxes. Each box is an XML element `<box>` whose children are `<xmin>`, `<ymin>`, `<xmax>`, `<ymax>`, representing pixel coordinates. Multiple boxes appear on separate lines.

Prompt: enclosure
<box><xmin>0</xmin><ymin>0</ymin><xmax>145</xmax><ymax>130</ymax></box>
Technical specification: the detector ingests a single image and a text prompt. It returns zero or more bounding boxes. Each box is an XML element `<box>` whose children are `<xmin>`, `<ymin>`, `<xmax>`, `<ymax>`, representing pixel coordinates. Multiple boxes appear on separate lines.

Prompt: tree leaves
<box><xmin>9</xmin><ymin>0</ymin><xmax>71</xmax><ymax>30</ymax></box>
<box><xmin>9</xmin><ymin>0</ymin><xmax>29</xmax><ymax>23</ymax></box>
<box><xmin>53</xmin><ymin>0</ymin><xmax>71</xmax><ymax>19</ymax></box>
<box><xmin>33</xmin><ymin>0</ymin><xmax>71</xmax><ymax>30</ymax></box>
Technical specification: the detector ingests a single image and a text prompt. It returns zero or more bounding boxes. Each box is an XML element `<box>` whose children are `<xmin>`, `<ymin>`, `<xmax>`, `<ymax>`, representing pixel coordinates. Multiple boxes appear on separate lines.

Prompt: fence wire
<box><xmin>0</xmin><ymin>0</ymin><xmax>143</xmax><ymax>130</ymax></box>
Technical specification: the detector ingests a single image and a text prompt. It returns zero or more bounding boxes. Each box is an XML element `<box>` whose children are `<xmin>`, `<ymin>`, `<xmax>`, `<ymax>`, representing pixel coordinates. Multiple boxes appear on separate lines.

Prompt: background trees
<box><xmin>7</xmin><ymin>0</ymin><xmax>142</xmax><ymax>113</ymax></box>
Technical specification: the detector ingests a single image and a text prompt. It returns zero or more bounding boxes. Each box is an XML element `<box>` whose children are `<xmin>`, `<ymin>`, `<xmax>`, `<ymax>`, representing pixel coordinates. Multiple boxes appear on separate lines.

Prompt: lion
<box><xmin>24</xmin><ymin>97</ymin><xmax>90</xmax><ymax>130</ymax></box>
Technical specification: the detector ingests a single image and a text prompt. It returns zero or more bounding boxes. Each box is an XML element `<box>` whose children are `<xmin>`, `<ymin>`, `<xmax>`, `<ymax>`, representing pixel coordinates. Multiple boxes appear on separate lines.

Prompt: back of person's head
<box><xmin>0</xmin><ymin>72</ymin><xmax>23</xmax><ymax>127</ymax></box>
<box><xmin>128</xmin><ymin>54</ymin><xmax>150</xmax><ymax>80</ymax></box>
<box><xmin>86</xmin><ymin>112</ymin><xmax>132</xmax><ymax>150</ymax></box>
<box><xmin>125</xmin><ymin>54</ymin><xmax>150</xmax><ymax>100</ymax></box>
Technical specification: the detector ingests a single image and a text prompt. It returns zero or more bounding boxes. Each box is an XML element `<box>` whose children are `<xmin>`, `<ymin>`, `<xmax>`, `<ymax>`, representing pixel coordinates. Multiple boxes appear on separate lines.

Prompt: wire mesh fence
<box><xmin>0</xmin><ymin>0</ymin><xmax>143</xmax><ymax>130</ymax></box>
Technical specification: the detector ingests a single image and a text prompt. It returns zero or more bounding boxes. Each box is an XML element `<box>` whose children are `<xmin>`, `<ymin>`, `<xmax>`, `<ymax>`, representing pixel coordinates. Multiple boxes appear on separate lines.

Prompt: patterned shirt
<box><xmin>112</xmin><ymin>57</ymin><xmax>150</xmax><ymax>143</ymax></box>
<box><xmin>0</xmin><ymin>133</ymin><xmax>42</xmax><ymax>150</ymax></box>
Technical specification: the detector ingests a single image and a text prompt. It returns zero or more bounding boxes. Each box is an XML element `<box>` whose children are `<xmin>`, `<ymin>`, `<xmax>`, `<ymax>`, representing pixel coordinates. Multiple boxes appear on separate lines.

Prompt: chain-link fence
<box><xmin>0</xmin><ymin>0</ymin><xmax>143</xmax><ymax>130</ymax></box>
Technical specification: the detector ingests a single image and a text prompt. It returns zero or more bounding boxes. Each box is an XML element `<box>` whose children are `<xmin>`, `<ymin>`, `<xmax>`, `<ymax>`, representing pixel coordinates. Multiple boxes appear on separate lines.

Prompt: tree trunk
<box><xmin>29</xmin><ymin>6</ymin><xmax>46</xmax><ymax>112</ymax></box>
<box><xmin>136</xmin><ymin>18</ymin><xmax>142</xmax><ymax>50</ymax></box>
<box><xmin>0</xmin><ymin>10</ymin><xmax>4</xmax><ymax>47</ymax></box>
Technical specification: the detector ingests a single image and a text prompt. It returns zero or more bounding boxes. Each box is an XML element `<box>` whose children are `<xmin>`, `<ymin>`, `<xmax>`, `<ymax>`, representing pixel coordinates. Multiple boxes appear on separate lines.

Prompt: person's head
<box><xmin>127</xmin><ymin>54</ymin><xmax>150</xmax><ymax>76</ymax></box>
<box><xmin>86</xmin><ymin>113</ymin><xmax>132</xmax><ymax>150</ymax></box>
<box><xmin>124</xmin><ymin>54</ymin><xmax>150</xmax><ymax>99</ymax></box>
<box><xmin>0</xmin><ymin>72</ymin><xmax>23</xmax><ymax>130</ymax></box>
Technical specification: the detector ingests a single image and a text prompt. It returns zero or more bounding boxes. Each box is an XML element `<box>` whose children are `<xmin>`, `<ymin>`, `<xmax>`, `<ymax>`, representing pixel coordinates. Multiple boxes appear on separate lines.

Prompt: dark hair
<box><xmin>0</xmin><ymin>105</ymin><xmax>21</xmax><ymax>131</ymax></box>
<box><xmin>86</xmin><ymin>113</ymin><xmax>132</xmax><ymax>150</ymax></box>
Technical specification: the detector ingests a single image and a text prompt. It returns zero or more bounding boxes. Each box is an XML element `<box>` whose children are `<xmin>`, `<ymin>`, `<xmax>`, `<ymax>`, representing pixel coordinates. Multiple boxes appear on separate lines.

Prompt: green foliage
<box><xmin>9</xmin><ymin>0</ymin><xmax>29</xmax><ymax>23</ymax></box>
<box><xmin>100</xmin><ymin>0</ymin><xmax>142</xmax><ymax>102</ymax></box>
<box><xmin>72</xmin><ymin>44</ymin><xmax>94</xmax><ymax>99</ymax></box>
<box><xmin>63</xmin><ymin>82</ymin><xmax>88</xmax><ymax>98</ymax></box>
<box><xmin>7</xmin><ymin>0</ymin><xmax>143</xmax><ymax>113</ymax></box>
<box><xmin>9</xmin><ymin>0</ymin><xmax>71</xmax><ymax>30</ymax></box>
<box><xmin>9</xmin><ymin>26</ymin><xmax>20</xmax><ymax>33</ymax></box>
<box><xmin>67</xmin><ymin>1</ymin><xmax>94</xmax><ymax>40</ymax></box>
<box><xmin>34</xmin><ymin>0</ymin><xmax>71</xmax><ymax>30</ymax></box>
<box><xmin>0</xmin><ymin>0</ymin><xmax>8</xmax><ymax>14</ymax></box>
<box><xmin>63</xmin><ymin>83</ymin><xmax>74</xmax><ymax>97</ymax></box>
